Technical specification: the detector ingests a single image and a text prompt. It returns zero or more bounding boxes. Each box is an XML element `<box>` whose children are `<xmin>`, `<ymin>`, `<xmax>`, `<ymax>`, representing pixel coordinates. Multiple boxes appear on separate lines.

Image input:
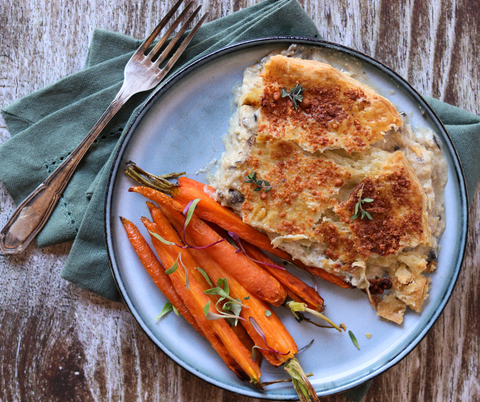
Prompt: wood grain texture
<box><xmin>1</xmin><ymin>0</ymin><xmax>479</xmax><ymax>401</ymax></box>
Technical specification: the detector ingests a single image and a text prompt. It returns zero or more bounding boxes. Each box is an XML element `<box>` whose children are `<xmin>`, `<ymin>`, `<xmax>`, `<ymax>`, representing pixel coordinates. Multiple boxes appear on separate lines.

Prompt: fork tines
<box><xmin>139</xmin><ymin>0</ymin><xmax>208</xmax><ymax>78</ymax></box>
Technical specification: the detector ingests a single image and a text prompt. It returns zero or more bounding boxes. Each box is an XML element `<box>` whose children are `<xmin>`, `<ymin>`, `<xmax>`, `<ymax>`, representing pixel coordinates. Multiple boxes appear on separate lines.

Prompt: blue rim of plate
<box><xmin>105</xmin><ymin>37</ymin><xmax>468</xmax><ymax>398</ymax></box>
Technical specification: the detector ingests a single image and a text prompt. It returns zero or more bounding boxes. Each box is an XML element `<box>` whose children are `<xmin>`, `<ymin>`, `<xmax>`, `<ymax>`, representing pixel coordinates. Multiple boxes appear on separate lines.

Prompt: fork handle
<box><xmin>0</xmin><ymin>87</ymin><xmax>131</xmax><ymax>254</ymax></box>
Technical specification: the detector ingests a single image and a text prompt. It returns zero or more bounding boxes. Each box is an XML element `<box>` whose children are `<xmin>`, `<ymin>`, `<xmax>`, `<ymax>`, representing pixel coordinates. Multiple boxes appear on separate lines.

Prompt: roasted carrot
<box><xmin>171</xmin><ymin>177</ymin><xmax>351</xmax><ymax>289</ymax></box>
<box><xmin>241</xmin><ymin>241</ymin><xmax>325</xmax><ymax>312</ymax></box>
<box><xmin>142</xmin><ymin>215</ymin><xmax>262</xmax><ymax>388</ymax></box>
<box><xmin>120</xmin><ymin>217</ymin><xmax>201</xmax><ymax>333</ymax></box>
<box><xmin>145</xmin><ymin>201</ymin><xmax>211</xmax><ymax>289</ymax></box>
<box><xmin>129</xmin><ymin>186</ymin><xmax>287</xmax><ymax>307</ymax></box>
<box><xmin>172</xmin><ymin>177</ymin><xmax>290</xmax><ymax>257</ymax></box>
<box><xmin>156</xmin><ymin>202</ymin><xmax>297</xmax><ymax>367</ymax></box>
<box><xmin>156</xmin><ymin>197</ymin><xmax>322</xmax><ymax>402</ymax></box>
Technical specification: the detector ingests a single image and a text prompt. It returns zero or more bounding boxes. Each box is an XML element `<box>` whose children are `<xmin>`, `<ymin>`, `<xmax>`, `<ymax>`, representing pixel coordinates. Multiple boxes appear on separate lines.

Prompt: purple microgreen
<box><xmin>197</xmin><ymin>267</ymin><xmax>213</xmax><ymax>287</ymax></box>
<box><xmin>183</xmin><ymin>238</ymin><xmax>225</xmax><ymax>250</ymax></box>
<box><xmin>227</xmin><ymin>231</ymin><xmax>286</xmax><ymax>271</ymax></box>
<box><xmin>349</xmin><ymin>330</ymin><xmax>360</xmax><ymax>350</ymax></box>
<box><xmin>249</xmin><ymin>317</ymin><xmax>290</xmax><ymax>356</ymax></box>
<box><xmin>164</xmin><ymin>256</ymin><xmax>179</xmax><ymax>275</ymax></box>
<box><xmin>265</xmin><ymin>310</ymin><xmax>272</xmax><ymax>317</ymax></box>
<box><xmin>298</xmin><ymin>339</ymin><xmax>315</xmax><ymax>354</ymax></box>
<box><xmin>155</xmin><ymin>302</ymin><xmax>174</xmax><ymax>321</ymax></box>
<box><xmin>182</xmin><ymin>200</ymin><xmax>194</xmax><ymax>216</ymax></box>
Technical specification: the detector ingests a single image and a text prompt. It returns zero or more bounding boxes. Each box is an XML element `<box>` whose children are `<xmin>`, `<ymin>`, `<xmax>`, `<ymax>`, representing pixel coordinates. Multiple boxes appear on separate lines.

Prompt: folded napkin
<box><xmin>0</xmin><ymin>0</ymin><xmax>320</xmax><ymax>300</ymax></box>
<box><xmin>1</xmin><ymin>1</ymin><xmax>479</xmax><ymax>400</ymax></box>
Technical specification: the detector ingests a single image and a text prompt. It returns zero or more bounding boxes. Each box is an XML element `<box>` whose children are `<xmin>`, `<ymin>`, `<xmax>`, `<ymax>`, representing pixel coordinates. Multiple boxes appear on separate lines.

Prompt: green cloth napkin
<box><xmin>1</xmin><ymin>1</ymin><xmax>479</xmax><ymax>400</ymax></box>
<box><xmin>0</xmin><ymin>0</ymin><xmax>320</xmax><ymax>298</ymax></box>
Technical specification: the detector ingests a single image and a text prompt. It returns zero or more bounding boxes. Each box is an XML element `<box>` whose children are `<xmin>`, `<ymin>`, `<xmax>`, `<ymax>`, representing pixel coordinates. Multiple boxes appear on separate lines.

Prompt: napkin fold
<box><xmin>1</xmin><ymin>1</ymin><xmax>479</xmax><ymax>400</ymax></box>
<box><xmin>0</xmin><ymin>0</ymin><xmax>319</xmax><ymax>298</ymax></box>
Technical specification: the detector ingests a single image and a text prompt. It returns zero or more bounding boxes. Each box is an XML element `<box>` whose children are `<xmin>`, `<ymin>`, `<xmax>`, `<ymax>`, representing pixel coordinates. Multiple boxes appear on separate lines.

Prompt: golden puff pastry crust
<box><xmin>245</xmin><ymin>55</ymin><xmax>403</xmax><ymax>154</ymax></box>
<box><xmin>214</xmin><ymin>49</ymin><xmax>447</xmax><ymax>324</ymax></box>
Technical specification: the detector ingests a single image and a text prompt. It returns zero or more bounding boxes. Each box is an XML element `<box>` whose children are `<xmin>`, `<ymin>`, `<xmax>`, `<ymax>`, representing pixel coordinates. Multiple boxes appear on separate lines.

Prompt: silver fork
<box><xmin>0</xmin><ymin>0</ymin><xmax>208</xmax><ymax>254</ymax></box>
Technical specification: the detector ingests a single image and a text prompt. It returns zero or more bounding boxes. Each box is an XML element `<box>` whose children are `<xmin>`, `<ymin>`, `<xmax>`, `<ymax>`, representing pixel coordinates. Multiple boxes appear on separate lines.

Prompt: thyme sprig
<box><xmin>281</xmin><ymin>83</ymin><xmax>305</xmax><ymax>110</ymax></box>
<box><xmin>350</xmin><ymin>184</ymin><xmax>374</xmax><ymax>220</ymax></box>
<box><xmin>244</xmin><ymin>171</ymin><xmax>273</xmax><ymax>193</ymax></box>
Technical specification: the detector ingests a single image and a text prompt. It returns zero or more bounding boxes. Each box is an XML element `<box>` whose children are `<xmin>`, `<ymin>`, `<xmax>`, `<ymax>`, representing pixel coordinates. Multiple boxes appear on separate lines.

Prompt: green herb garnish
<box><xmin>164</xmin><ymin>253</ymin><xmax>190</xmax><ymax>290</ymax></box>
<box><xmin>350</xmin><ymin>184</ymin><xmax>374</xmax><ymax>220</ymax></box>
<box><xmin>203</xmin><ymin>301</ymin><xmax>211</xmax><ymax>317</ymax></box>
<box><xmin>203</xmin><ymin>277</ymin><xmax>247</xmax><ymax>325</ymax></box>
<box><xmin>265</xmin><ymin>310</ymin><xmax>272</xmax><ymax>317</ymax></box>
<box><xmin>164</xmin><ymin>256</ymin><xmax>179</xmax><ymax>275</ymax></box>
<box><xmin>349</xmin><ymin>330</ymin><xmax>360</xmax><ymax>350</ymax></box>
<box><xmin>281</xmin><ymin>83</ymin><xmax>305</xmax><ymax>110</ymax></box>
<box><xmin>197</xmin><ymin>266</ymin><xmax>213</xmax><ymax>286</ymax></box>
<box><xmin>244</xmin><ymin>171</ymin><xmax>273</xmax><ymax>193</ymax></box>
<box><xmin>155</xmin><ymin>302</ymin><xmax>174</xmax><ymax>321</ymax></box>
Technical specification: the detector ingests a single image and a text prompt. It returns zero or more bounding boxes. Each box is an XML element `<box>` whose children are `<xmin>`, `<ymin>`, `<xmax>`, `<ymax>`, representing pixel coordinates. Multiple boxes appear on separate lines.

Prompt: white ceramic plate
<box><xmin>105</xmin><ymin>38</ymin><xmax>468</xmax><ymax>399</ymax></box>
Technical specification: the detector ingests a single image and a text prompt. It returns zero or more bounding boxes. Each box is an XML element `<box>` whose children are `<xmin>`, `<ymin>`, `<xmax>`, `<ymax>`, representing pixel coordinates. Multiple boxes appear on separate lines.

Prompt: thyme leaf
<box><xmin>350</xmin><ymin>185</ymin><xmax>374</xmax><ymax>220</ymax></box>
<box><xmin>281</xmin><ymin>83</ymin><xmax>305</xmax><ymax>110</ymax></box>
<box><xmin>244</xmin><ymin>171</ymin><xmax>273</xmax><ymax>193</ymax></box>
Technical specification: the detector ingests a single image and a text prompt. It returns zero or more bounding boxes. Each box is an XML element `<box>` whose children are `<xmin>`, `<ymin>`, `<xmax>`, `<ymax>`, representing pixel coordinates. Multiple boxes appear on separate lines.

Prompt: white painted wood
<box><xmin>1</xmin><ymin>0</ymin><xmax>479</xmax><ymax>400</ymax></box>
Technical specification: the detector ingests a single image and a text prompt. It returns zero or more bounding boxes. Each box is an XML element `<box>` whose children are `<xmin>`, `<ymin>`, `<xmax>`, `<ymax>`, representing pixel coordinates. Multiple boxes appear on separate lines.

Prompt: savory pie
<box><xmin>213</xmin><ymin>46</ymin><xmax>447</xmax><ymax>324</ymax></box>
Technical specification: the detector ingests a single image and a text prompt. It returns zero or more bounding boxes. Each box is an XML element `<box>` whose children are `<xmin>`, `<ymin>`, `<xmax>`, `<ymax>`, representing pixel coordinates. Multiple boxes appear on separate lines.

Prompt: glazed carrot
<box><xmin>120</xmin><ymin>217</ymin><xmax>201</xmax><ymax>333</ymax></box>
<box><xmin>129</xmin><ymin>186</ymin><xmax>287</xmax><ymax>307</ymax></box>
<box><xmin>171</xmin><ymin>177</ymin><xmax>351</xmax><ymax>289</ymax></box>
<box><xmin>142</xmin><ymin>215</ymin><xmax>262</xmax><ymax>388</ymax></box>
<box><xmin>145</xmin><ymin>201</ymin><xmax>211</xmax><ymax>289</ymax></box>
<box><xmin>241</xmin><ymin>241</ymin><xmax>325</xmax><ymax>312</ymax></box>
<box><xmin>172</xmin><ymin>177</ymin><xmax>290</xmax><ymax>258</ymax></box>
<box><xmin>156</xmin><ymin>203</ymin><xmax>297</xmax><ymax>367</ymax></box>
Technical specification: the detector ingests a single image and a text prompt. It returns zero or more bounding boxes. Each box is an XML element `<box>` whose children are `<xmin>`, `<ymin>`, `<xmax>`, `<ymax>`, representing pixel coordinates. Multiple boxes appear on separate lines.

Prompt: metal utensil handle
<box><xmin>0</xmin><ymin>88</ymin><xmax>129</xmax><ymax>254</ymax></box>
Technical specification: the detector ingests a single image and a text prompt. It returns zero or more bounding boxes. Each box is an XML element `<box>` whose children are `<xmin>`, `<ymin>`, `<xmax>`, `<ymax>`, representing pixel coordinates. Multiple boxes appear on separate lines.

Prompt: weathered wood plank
<box><xmin>0</xmin><ymin>0</ymin><xmax>479</xmax><ymax>401</ymax></box>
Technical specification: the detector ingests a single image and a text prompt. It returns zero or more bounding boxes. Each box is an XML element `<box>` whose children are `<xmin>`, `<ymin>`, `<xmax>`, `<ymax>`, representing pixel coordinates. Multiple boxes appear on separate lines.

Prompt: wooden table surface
<box><xmin>1</xmin><ymin>1</ymin><xmax>479</xmax><ymax>401</ymax></box>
